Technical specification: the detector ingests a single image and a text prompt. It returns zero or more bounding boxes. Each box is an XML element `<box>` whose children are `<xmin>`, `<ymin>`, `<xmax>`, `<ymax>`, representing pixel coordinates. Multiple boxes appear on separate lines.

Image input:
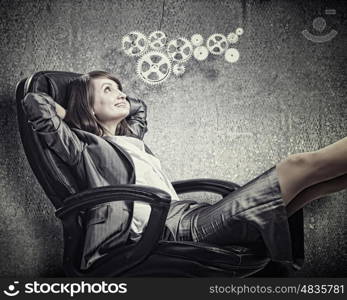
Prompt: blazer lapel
<box><xmin>102</xmin><ymin>136</ymin><xmax>136</xmax><ymax>184</ymax></box>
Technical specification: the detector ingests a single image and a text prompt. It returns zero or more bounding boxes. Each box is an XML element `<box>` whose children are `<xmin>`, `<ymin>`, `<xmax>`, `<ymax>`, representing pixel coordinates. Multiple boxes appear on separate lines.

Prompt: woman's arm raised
<box><xmin>126</xmin><ymin>96</ymin><xmax>148</xmax><ymax>140</ymax></box>
<box><xmin>22</xmin><ymin>92</ymin><xmax>84</xmax><ymax>166</ymax></box>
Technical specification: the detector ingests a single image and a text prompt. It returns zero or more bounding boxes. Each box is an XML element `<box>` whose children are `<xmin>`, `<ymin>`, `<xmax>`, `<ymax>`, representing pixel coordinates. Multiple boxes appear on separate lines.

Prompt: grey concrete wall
<box><xmin>0</xmin><ymin>0</ymin><xmax>346</xmax><ymax>276</ymax></box>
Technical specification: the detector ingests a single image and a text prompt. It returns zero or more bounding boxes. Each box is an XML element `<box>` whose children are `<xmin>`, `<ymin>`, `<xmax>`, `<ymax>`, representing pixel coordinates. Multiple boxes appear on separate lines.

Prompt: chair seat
<box><xmin>121</xmin><ymin>240</ymin><xmax>270</xmax><ymax>277</ymax></box>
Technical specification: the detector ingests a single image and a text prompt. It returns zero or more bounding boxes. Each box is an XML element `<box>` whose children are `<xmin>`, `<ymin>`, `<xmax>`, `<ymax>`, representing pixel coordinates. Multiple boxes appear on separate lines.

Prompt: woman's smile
<box><xmin>114</xmin><ymin>102</ymin><xmax>127</xmax><ymax>107</ymax></box>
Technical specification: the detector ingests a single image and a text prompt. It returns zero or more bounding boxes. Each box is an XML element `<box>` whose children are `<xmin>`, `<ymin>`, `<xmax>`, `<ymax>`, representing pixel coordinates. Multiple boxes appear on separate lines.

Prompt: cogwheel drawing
<box><xmin>236</xmin><ymin>27</ymin><xmax>244</xmax><ymax>36</ymax></box>
<box><xmin>166</xmin><ymin>37</ymin><xmax>193</xmax><ymax>62</ymax></box>
<box><xmin>225</xmin><ymin>48</ymin><xmax>240</xmax><ymax>63</ymax></box>
<box><xmin>193</xmin><ymin>46</ymin><xmax>209</xmax><ymax>61</ymax></box>
<box><xmin>227</xmin><ymin>32</ymin><xmax>239</xmax><ymax>44</ymax></box>
<box><xmin>191</xmin><ymin>34</ymin><xmax>204</xmax><ymax>47</ymax></box>
<box><xmin>122</xmin><ymin>31</ymin><xmax>148</xmax><ymax>57</ymax></box>
<box><xmin>136</xmin><ymin>51</ymin><xmax>172</xmax><ymax>85</ymax></box>
<box><xmin>172</xmin><ymin>63</ymin><xmax>186</xmax><ymax>76</ymax></box>
<box><xmin>206</xmin><ymin>33</ymin><xmax>228</xmax><ymax>55</ymax></box>
<box><xmin>148</xmin><ymin>31</ymin><xmax>167</xmax><ymax>50</ymax></box>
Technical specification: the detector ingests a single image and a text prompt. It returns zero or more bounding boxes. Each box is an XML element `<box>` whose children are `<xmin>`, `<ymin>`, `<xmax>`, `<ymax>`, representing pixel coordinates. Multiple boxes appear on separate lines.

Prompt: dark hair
<box><xmin>65</xmin><ymin>70</ymin><xmax>135</xmax><ymax>137</ymax></box>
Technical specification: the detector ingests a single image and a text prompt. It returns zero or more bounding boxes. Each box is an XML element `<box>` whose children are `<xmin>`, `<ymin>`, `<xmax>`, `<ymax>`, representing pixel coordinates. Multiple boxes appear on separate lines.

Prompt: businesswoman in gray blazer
<box><xmin>22</xmin><ymin>70</ymin><xmax>347</xmax><ymax>270</ymax></box>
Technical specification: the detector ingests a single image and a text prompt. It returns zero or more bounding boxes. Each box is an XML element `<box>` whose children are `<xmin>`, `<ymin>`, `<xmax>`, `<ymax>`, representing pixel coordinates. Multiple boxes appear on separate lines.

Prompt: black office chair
<box><xmin>15</xmin><ymin>71</ymin><xmax>304</xmax><ymax>277</ymax></box>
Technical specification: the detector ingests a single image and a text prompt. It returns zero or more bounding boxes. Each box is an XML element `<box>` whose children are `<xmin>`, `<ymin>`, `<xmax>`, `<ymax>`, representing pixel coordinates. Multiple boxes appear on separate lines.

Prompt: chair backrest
<box><xmin>16</xmin><ymin>71</ymin><xmax>82</xmax><ymax>208</ymax></box>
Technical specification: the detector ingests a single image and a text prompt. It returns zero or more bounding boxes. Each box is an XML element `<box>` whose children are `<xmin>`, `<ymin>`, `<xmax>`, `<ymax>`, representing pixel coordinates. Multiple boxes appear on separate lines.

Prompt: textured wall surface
<box><xmin>0</xmin><ymin>0</ymin><xmax>346</xmax><ymax>277</ymax></box>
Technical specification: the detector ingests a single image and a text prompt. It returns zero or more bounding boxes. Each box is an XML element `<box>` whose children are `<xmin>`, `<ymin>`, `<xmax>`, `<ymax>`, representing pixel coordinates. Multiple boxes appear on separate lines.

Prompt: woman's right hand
<box><xmin>54</xmin><ymin>101</ymin><xmax>67</xmax><ymax>119</ymax></box>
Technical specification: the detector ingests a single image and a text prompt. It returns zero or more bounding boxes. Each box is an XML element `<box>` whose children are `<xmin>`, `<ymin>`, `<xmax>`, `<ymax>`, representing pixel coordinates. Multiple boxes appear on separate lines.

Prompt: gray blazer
<box><xmin>22</xmin><ymin>92</ymin><xmax>160</xmax><ymax>269</ymax></box>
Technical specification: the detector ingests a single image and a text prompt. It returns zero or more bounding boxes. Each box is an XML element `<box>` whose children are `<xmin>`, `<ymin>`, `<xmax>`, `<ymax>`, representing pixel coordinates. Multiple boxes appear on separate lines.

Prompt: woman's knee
<box><xmin>276</xmin><ymin>152</ymin><xmax>321</xmax><ymax>205</ymax></box>
<box><xmin>280</xmin><ymin>152</ymin><xmax>321</xmax><ymax>173</ymax></box>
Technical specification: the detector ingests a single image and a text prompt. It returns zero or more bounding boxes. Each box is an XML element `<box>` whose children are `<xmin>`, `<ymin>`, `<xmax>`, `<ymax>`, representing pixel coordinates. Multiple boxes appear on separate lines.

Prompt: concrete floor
<box><xmin>0</xmin><ymin>0</ymin><xmax>346</xmax><ymax>276</ymax></box>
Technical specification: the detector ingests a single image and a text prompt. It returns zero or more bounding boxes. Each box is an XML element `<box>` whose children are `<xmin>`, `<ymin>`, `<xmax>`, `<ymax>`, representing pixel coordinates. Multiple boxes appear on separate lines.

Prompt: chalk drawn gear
<box><xmin>193</xmin><ymin>46</ymin><xmax>209</xmax><ymax>61</ymax></box>
<box><xmin>191</xmin><ymin>34</ymin><xmax>204</xmax><ymax>47</ymax></box>
<box><xmin>227</xmin><ymin>32</ymin><xmax>239</xmax><ymax>44</ymax></box>
<box><xmin>206</xmin><ymin>33</ymin><xmax>229</xmax><ymax>55</ymax></box>
<box><xmin>166</xmin><ymin>37</ymin><xmax>193</xmax><ymax>62</ymax></box>
<box><xmin>148</xmin><ymin>31</ymin><xmax>167</xmax><ymax>50</ymax></box>
<box><xmin>122</xmin><ymin>31</ymin><xmax>148</xmax><ymax>57</ymax></box>
<box><xmin>172</xmin><ymin>63</ymin><xmax>186</xmax><ymax>76</ymax></box>
<box><xmin>136</xmin><ymin>51</ymin><xmax>172</xmax><ymax>85</ymax></box>
<box><xmin>225</xmin><ymin>48</ymin><xmax>240</xmax><ymax>63</ymax></box>
<box><xmin>236</xmin><ymin>27</ymin><xmax>244</xmax><ymax>36</ymax></box>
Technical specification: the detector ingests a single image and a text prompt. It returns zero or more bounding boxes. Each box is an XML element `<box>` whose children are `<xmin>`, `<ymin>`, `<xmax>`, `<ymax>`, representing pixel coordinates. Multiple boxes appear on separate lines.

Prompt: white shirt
<box><xmin>110</xmin><ymin>136</ymin><xmax>179</xmax><ymax>241</ymax></box>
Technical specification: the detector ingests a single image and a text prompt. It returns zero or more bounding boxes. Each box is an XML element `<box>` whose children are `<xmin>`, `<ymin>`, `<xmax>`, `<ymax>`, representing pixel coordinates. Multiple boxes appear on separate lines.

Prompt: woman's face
<box><xmin>91</xmin><ymin>77</ymin><xmax>130</xmax><ymax>123</ymax></box>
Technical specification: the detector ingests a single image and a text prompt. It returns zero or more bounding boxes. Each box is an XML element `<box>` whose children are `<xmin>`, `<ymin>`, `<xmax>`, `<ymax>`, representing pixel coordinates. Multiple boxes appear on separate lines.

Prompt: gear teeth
<box><xmin>122</xmin><ymin>30</ymin><xmax>243</xmax><ymax>85</ymax></box>
<box><xmin>193</xmin><ymin>46</ymin><xmax>209</xmax><ymax>61</ymax></box>
<box><xmin>166</xmin><ymin>37</ymin><xmax>193</xmax><ymax>63</ymax></box>
<box><xmin>121</xmin><ymin>31</ymin><xmax>148</xmax><ymax>57</ymax></box>
<box><xmin>191</xmin><ymin>34</ymin><xmax>204</xmax><ymax>47</ymax></box>
<box><xmin>148</xmin><ymin>31</ymin><xmax>167</xmax><ymax>50</ymax></box>
<box><xmin>227</xmin><ymin>32</ymin><xmax>239</xmax><ymax>44</ymax></box>
<box><xmin>136</xmin><ymin>51</ymin><xmax>172</xmax><ymax>85</ymax></box>
<box><xmin>224</xmin><ymin>48</ymin><xmax>240</xmax><ymax>63</ymax></box>
<box><xmin>172</xmin><ymin>63</ymin><xmax>186</xmax><ymax>76</ymax></box>
<box><xmin>206</xmin><ymin>33</ymin><xmax>228</xmax><ymax>55</ymax></box>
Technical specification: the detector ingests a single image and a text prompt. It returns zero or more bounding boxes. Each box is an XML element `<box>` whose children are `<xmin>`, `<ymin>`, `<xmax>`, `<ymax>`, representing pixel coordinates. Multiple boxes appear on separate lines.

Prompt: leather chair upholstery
<box><xmin>16</xmin><ymin>71</ymin><xmax>82</xmax><ymax>208</ymax></box>
<box><xmin>16</xmin><ymin>71</ymin><xmax>304</xmax><ymax>277</ymax></box>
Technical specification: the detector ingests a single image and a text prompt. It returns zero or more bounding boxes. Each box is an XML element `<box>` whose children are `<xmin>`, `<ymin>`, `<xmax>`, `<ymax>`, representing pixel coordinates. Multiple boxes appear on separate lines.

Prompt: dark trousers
<box><xmin>162</xmin><ymin>166</ymin><xmax>294</xmax><ymax>264</ymax></box>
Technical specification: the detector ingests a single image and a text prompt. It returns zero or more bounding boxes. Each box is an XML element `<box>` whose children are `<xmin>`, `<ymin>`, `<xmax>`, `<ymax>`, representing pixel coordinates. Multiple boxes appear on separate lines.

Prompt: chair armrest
<box><xmin>55</xmin><ymin>184</ymin><xmax>171</xmax><ymax>277</ymax></box>
<box><xmin>172</xmin><ymin>178</ymin><xmax>240</xmax><ymax>197</ymax></box>
<box><xmin>55</xmin><ymin>184</ymin><xmax>171</xmax><ymax>218</ymax></box>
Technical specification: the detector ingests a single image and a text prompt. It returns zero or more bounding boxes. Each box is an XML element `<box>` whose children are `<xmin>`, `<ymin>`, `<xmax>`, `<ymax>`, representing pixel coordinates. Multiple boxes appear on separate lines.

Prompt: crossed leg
<box><xmin>275</xmin><ymin>136</ymin><xmax>347</xmax><ymax>213</ymax></box>
<box><xmin>285</xmin><ymin>173</ymin><xmax>347</xmax><ymax>217</ymax></box>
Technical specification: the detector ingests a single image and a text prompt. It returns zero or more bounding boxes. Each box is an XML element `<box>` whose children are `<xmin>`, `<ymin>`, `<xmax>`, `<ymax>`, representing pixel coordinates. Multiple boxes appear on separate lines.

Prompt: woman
<box><xmin>22</xmin><ymin>70</ymin><xmax>347</xmax><ymax>271</ymax></box>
